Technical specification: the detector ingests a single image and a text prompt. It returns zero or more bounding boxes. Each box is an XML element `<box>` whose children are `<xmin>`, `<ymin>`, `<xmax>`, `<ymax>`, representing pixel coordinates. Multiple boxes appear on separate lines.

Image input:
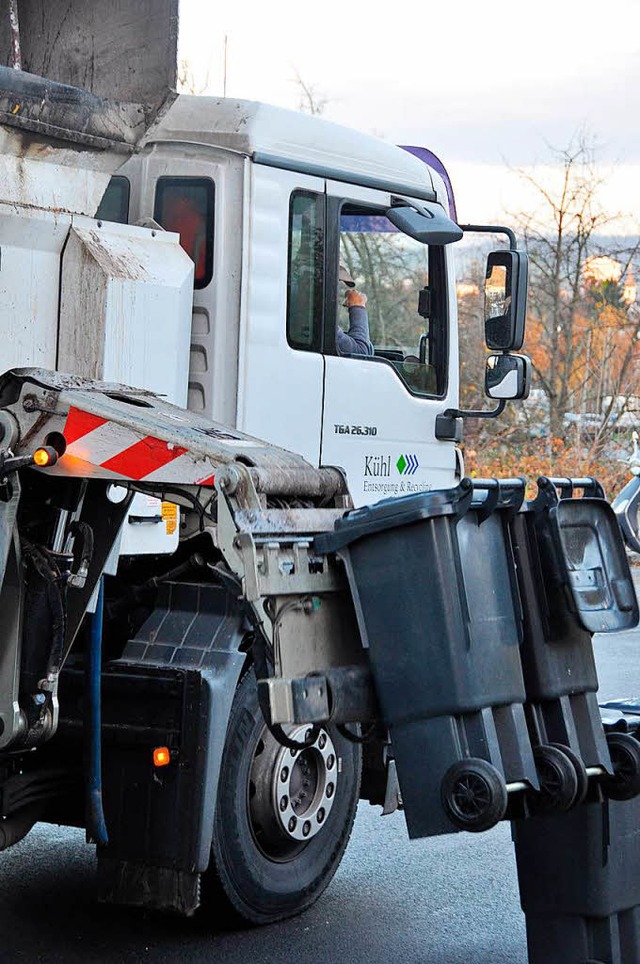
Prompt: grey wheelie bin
<box><xmin>513</xmin><ymin>721</ymin><xmax>640</xmax><ymax>964</ymax></box>
<box><xmin>510</xmin><ymin>477</ymin><xmax>640</xmax><ymax>810</ymax></box>
<box><xmin>315</xmin><ymin>479</ymin><xmax>539</xmax><ymax>838</ymax></box>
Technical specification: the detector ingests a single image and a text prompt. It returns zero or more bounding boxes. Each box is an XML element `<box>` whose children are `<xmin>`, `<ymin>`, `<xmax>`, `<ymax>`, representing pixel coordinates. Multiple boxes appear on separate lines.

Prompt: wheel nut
<box><xmin>280</xmin><ymin>767</ymin><xmax>289</xmax><ymax>782</ymax></box>
<box><xmin>279</xmin><ymin>795</ymin><xmax>288</xmax><ymax>812</ymax></box>
<box><xmin>327</xmin><ymin>754</ymin><xmax>335</xmax><ymax>770</ymax></box>
<box><xmin>319</xmin><ymin>733</ymin><xmax>327</xmax><ymax>749</ymax></box>
<box><xmin>317</xmin><ymin>807</ymin><xmax>325</xmax><ymax>824</ymax></box>
<box><xmin>326</xmin><ymin>782</ymin><xmax>334</xmax><ymax>799</ymax></box>
<box><xmin>290</xmin><ymin>748</ymin><xmax>297</xmax><ymax>758</ymax></box>
<box><xmin>288</xmin><ymin>816</ymin><xmax>297</xmax><ymax>832</ymax></box>
<box><xmin>306</xmin><ymin>728</ymin><xmax>313</xmax><ymax>742</ymax></box>
<box><xmin>302</xmin><ymin>821</ymin><xmax>311</xmax><ymax>837</ymax></box>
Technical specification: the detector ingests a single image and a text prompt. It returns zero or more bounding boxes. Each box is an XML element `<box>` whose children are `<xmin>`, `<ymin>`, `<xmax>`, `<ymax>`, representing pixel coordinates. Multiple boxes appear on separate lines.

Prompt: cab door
<box><xmin>238</xmin><ymin>166</ymin><xmax>326</xmax><ymax>464</ymax></box>
<box><xmin>320</xmin><ymin>182</ymin><xmax>458</xmax><ymax>506</ymax></box>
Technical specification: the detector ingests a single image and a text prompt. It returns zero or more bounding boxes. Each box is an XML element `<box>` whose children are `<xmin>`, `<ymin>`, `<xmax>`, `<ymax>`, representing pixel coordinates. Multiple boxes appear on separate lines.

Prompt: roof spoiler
<box><xmin>399</xmin><ymin>146</ymin><xmax>458</xmax><ymax>222</ymax></box>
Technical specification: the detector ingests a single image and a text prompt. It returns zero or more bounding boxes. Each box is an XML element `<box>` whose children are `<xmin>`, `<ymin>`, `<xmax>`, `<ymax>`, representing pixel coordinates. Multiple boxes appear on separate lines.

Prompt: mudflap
<box><xmin>58</xmin><ymin>582</ymin><xmax>246</xmax><ymax>915</ymax></box>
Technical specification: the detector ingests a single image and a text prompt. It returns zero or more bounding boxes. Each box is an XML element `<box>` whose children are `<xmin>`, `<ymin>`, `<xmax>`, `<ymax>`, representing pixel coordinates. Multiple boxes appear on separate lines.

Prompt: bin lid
<box><xmin>314</xmin><ymin>478</ymin><xmax>473</xmax><ymax>554</ymax></box>
<box><xmin>552</xmin><ymin>498</ymin><xmax>639</xmax><ymax>633</ymax></box>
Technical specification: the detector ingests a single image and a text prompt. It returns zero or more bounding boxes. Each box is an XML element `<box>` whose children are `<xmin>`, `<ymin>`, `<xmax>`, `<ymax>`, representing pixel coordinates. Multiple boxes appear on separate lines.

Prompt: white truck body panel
<box><xmin>0</xmin><ymin>126</ymin><xmax>118</xmax><ymax>215</ymax></box>
<box><xmin>58</xmin><ymin>217</ymin><xmax>193</xmax><ymax>403</ymax></box>
<box><xmin>0</xmin><ymin>204</ymin><xmax>70</xmax><ymax>371</ymax></box>
<box><xmin>321</xmin><ymin>357</ymin><xmax>457</xmax><ymax>504</ymax></box>
<box><xmin>57</xmin><ymin>217</ymin><xmax>193</xmax><ymax>556</ymax></box>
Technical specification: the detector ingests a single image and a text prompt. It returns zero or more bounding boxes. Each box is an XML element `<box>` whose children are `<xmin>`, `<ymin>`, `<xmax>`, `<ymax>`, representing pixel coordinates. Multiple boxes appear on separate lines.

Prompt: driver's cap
<box><xmin>339</xmin><ymin>262</ymin><xmax>356</xmax><ymax>287</ymax></box>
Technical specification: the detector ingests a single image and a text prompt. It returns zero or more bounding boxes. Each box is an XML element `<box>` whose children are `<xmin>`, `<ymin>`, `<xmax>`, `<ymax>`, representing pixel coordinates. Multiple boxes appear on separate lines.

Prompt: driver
<box><xmin>336</xmin><ymin>262</ymin><xmax>374</xmax><ymax>357</ymax></box>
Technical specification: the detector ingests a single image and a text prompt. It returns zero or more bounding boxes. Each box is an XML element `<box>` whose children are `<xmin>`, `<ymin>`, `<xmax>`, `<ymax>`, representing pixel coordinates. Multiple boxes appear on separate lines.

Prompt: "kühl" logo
<box><xmin>396</xmin><ymin>453</ymin><xmax>419</xmax><ymax>475</ymax></box>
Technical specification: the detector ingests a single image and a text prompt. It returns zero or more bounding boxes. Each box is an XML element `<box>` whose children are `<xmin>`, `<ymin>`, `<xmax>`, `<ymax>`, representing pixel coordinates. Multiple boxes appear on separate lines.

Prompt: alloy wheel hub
<box><xmin>272</xmin><ymin>726</ymin><xmax>338</xmax><ymax>842</ymax></box>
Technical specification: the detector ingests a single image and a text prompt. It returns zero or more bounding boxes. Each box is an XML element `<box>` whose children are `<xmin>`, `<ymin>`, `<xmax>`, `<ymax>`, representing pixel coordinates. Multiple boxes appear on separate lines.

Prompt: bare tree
<box><xmin>177</xmin><ymin>58</ymin><xmax>212</xmax><ymax>96</ymax></box>
<box><xmin>292</xmin><ymin>69</ymin><xmax>329</xmax><ymax>116</ymax></box>
<box><xmin>511</xmin><ymin>135</ymin><xmax>640</xmax><ymax>441</ymax></box>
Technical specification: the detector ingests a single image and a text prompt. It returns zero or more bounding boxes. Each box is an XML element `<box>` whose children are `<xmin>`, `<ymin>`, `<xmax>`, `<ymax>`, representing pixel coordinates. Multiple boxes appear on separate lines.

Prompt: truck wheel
<box><xmin>530</xmin><ymin>744</ymin><xmax>578</xmax><ymax>814</ymax></box>
<box><xmin>603</xmin><ymin>732</ymin><xmax>640</xmax><ymax>801</ymax></box>
<box><xmin>201</xmin><ymin>668</ymin><xmax>362</xmax><ymax>925</ymax></box>
<box><xmin>441</xmin><ymin>758</ymin><xmax>508</xmax><ymax>832</ymax></box>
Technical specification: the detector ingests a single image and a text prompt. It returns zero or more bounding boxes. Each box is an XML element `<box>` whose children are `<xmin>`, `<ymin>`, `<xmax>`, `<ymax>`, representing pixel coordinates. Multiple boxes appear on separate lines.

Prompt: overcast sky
<box><xmin>178</xmin><ymin>0</ymin><xmax>640</xmax><ymax>230</ymax></box>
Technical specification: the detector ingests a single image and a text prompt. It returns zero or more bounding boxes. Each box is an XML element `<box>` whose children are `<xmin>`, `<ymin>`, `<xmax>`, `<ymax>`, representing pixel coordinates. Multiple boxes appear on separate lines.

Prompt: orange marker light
<box><xmin>33</xmin><ymin>446</ymin><xmax>57</xmax><ymax>468</ymax></box>
<box><xmin>153</xmin><ymin>746</ymin><xmax>171</xmax><ymax>768</ymax></box>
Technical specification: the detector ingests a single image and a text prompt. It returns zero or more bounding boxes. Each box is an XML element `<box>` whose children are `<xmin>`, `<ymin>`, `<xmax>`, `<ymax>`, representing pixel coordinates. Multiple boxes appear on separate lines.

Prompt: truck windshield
<box><xmin>340</xmin><ymin>207</ymin><xmax>445</xmax><ymax>396</ymax></box>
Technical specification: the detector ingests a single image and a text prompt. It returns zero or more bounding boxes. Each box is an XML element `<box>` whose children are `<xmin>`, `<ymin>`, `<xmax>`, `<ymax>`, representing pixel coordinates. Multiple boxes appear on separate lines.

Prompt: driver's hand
<box><xmin>345</xmin><ymin>289</ymin><xmax>367</xmax><ymax>308</ymax></box>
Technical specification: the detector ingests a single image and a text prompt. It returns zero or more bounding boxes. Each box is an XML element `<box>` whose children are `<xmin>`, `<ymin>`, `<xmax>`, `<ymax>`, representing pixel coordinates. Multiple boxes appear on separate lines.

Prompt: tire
<box><xmin>603</xmin><ymin>732</ymin><xmax>640</xmax><ymax>801</ymax></box>
<box><xmin>441</xmin><ymin>758</ymin><xmax>508</xmax><ymax>833</ymax></box>
<box><xmin>200</xmin><ymin>668</ymin><xmax>362</xmax><ymax>925</ymax></box>
<box><xmin>548</xmin><ymin>743</ymin><xmax>589</xmax><ymax>806</ymax></box>
<box><xmin>530</xmin><ymin>744</ymin><xmax>579</xmax><ymax>814</ymax></box>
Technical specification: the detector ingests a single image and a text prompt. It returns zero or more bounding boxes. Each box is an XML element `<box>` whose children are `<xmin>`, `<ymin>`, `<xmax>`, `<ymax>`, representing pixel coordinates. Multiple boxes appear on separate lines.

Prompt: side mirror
<box><xmin>484</xmin><ymin>250</ymin><xmax>528</xmax><ymax>351</ymax></box>
<box><xmin>485</xmin><ymin>353</ymin><xmax>531</xmax><ymax>400</ymax></box>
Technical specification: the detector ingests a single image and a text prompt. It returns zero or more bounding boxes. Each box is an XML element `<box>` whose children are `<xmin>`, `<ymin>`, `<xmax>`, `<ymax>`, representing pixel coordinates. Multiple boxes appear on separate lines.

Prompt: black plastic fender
<box><xmin>114</xmin><ymin>581</ymin><xmax>248</xmax><ymax>873</ymax></box>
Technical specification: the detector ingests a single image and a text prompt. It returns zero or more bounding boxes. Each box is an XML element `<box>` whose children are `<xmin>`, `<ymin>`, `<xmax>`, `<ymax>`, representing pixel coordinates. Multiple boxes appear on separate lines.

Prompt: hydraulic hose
<box><xmin>85</xmin><ymin>578</ymin><xmax>108</xmax><ymax>847</ymax></box>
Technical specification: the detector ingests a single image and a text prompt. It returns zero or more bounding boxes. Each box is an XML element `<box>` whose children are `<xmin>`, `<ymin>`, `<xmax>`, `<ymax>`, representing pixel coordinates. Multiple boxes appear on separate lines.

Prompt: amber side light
<box><xmin>33</xmin><ymin>446</ymin><xmax>58</xmax><ymax>467</ymax></box>
<box><xmin>153</xmin><ymin>746</ymin><xmax>171</xmax><ymax>768</ymax></box>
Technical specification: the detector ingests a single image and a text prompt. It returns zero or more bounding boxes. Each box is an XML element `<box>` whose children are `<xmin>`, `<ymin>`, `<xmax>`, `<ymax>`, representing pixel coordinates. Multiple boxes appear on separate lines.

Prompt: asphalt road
<box><xmin>1</xmin><ymin>628</ymin><xmax>639</xmax><ymax>964</ymax></box>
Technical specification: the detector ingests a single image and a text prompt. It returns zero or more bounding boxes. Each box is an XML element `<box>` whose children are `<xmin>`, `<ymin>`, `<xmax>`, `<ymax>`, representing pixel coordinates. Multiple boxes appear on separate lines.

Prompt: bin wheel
<box><xmin>548</xmin><ymin>743</ymin><xmax>589</xmax><ymax>806</ymax></box>
<box><xmin>441</xmin><ymin>758</ymin><xmax>508</xmax><ymax>833</ymax></box>
<box><xmin>531</xmin><ymin>744</ymin><xmax>579</xmax><ymax>814</ymax></box>
<box><xmin>603</xmin><ymin>731</ymin><xmax>640</xmax><ymax>801</ymax></box>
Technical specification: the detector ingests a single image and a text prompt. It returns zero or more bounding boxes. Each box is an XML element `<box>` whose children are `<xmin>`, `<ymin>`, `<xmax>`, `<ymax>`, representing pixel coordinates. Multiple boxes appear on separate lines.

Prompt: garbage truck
<box><xmin>1</xmin><ymin>38</ymin><xmax>640</xmax><ymax>962</ymax></box>
<box><xmin>0</xmin><ymin>59</ymin><xmax>534</xmax><ymax>915</ymax></box>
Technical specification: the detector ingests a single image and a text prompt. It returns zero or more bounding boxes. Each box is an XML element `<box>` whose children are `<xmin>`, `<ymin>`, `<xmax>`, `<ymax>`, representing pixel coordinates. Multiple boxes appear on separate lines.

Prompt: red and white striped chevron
<box><xmin>60</xmin><ymin>407</ymin><xmax>215</xmax><ymax>485</ymax></box>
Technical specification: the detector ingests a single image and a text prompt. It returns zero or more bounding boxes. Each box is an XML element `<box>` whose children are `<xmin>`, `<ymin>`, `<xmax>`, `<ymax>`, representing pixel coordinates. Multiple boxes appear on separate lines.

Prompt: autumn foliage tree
<box><xmin>460</xmin><ymin>138</ymin><xmax>640</xmax><ymax>495</ymax></box>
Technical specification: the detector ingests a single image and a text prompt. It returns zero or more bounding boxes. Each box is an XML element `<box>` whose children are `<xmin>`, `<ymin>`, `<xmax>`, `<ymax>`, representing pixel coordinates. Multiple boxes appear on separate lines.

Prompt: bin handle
<box><xmin>471</xmin><ymin>478</ymin><xmax>526</xmax><ymax>518</ymax></box>
<box><xmin>537</xmin><ymin>476</ymin><xmax>606</xmax><ymax>501</ymax></box>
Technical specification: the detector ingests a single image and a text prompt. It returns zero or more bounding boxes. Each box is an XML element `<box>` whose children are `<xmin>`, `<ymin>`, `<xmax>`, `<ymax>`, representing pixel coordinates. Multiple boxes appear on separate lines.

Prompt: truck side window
<box><xmin>95</xmin><ymin>175</ymin><xmax>130</xmax><ymax>225</ymax></box>
<box><xmin>339</xmin><ymin>206</ymin><xmax>445</xmax><ymax>396</ymax></box>
<box><xmin>154</xmin><ymin>177</ymin><xmax>214</xmax><ymax>290</ymax></box>
<box><xmin>287</xmin><ymin>192</ymin><xmax>324</xmax><ymax>352</ymax></box>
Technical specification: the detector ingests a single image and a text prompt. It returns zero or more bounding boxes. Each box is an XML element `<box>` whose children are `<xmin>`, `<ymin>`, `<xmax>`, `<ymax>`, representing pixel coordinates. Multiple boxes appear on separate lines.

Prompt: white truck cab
<box><xmin>101</xmin><ymin>96</ymin><xmax>519</xmax><ymax>505</ymax></box>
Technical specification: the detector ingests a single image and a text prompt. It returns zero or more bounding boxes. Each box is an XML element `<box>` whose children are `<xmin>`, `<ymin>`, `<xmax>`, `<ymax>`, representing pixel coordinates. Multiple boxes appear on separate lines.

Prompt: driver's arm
<box><xmin>336</xmin><ymin>290</ymin><xmax>374</xmax><ymax>356</ymax></box>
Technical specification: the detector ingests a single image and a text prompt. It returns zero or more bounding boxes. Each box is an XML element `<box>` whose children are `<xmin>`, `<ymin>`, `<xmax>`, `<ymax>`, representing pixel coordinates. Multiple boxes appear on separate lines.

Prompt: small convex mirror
<box><xmin>484</xmin><ymin>250</ymin><xmax>528</xmax><ymax>351</ymax></box>
<box><xmin>485</xmin><ymin>353</ymin><xmax>531</xmax><ymax>400</ymax></box>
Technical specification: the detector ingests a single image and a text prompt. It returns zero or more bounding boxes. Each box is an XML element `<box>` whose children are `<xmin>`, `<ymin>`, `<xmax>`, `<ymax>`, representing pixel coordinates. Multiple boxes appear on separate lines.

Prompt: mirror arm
<box><xmin>443</xmin><ymin>400</ymin><xmax>506</xmax><ymax>420</ymax></box>
<box><xmin>435</xmin><ymin>401</ymin><xmax>506</xmax><ymax>441</ymax></box>
<box><xmin>390</xmin><ymin>196</ymin><xmax>432</xmax><ymax>219</ymax></box>
<box><xmin>459</xmin><ymin>224</ymin><xmax>518</xmax><ymax>251</ymax></box>
<box><xmin>435</xmin><ymin>398</ymin><xmax>506</xmax><ymax>442</ymax></box>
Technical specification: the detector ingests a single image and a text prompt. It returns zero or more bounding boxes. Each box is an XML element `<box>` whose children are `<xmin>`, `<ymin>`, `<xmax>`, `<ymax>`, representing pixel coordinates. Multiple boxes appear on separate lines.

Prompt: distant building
<box><xmin>623</xmin><ymin>268</ymin><xmax>637</xmax><ymax>305</ymax></box>
<box><xmin>583</xmin><ymin>256</ymin><xmax>622</xmax><ymax>285</ymax></box>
